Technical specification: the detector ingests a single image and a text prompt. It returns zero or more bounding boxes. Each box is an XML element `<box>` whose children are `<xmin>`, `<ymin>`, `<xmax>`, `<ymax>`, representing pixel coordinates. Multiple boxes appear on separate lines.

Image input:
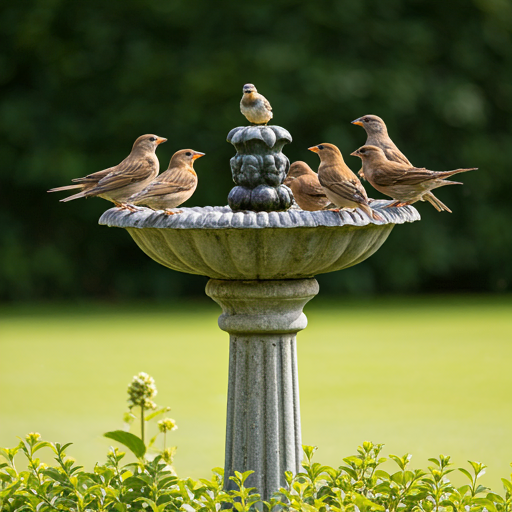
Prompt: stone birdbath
<box><xmin>99</xmin><ymin>124</ymin><xmax>420</xmax><ymax>501</ymax></box>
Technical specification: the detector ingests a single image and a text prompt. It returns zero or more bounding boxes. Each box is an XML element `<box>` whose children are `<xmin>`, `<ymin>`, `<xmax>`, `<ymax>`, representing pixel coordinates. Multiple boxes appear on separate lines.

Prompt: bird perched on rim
<box><xmin>284</xmin><ymin>161</ymin><xmax>331</xmax><ymax>211</ymax></box>
<box><xmin>240</xmin><ymin>83</ymin><xmax>273</xmax><ymax>125</ymax></box>
<box><xmin>351</xmin><ymin>145</ymin><xmax>477</xmax><ymax>212</ymax></box>
<box><xmin>48</xmin><ymin>134</ymin><xmax>167</xmax><ymax>206</ymax></box>
<box><xmin>308</xmin><ymin>143</ymin><xmax>384</xmax><ymax>221</ymax></box>
<box><xmin>351</xmin><ymin>114</ymin><xmax>411</xmax><ymax>168</ymax></box>
<box><xmin>126</xmin><ymin>149</ymin><xmax>205</xmax><ymax>214</ymax></box>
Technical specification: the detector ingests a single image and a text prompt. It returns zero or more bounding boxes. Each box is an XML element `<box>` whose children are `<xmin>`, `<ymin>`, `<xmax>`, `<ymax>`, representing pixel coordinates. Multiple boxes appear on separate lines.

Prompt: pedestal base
<box><xmin>206</xmin><ymin>279</ymin><xmax>319</xmax><ymax>501</ymax></box>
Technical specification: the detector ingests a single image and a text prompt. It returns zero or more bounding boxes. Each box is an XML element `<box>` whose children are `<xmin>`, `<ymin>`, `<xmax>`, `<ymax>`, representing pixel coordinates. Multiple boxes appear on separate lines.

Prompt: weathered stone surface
<box><xmin>98</xmin><ymin>201</ymin><xmax>420</xmax><ymax>280</ymax></box>
<box><xmin>227</xmin><ymin>125</ymin><xmax>293</xmax><ymax>211</ymax></box>
<box><xmin>98</xmin><ymin>201</ymin><xmax>420</xmax><ymax>502</ymax></box>
<box><xmin>206</xmin><ymin>278</ymin><xmax>319</xmax><ymax>501</ymax></box>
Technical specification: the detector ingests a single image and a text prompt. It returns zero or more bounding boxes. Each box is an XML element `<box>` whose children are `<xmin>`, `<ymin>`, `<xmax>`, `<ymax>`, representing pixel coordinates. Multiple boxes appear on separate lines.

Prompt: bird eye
<box><xmin>363</xmin><ymin>118</ymin><xmax>369</xmax><ymax>123</ymax></box>
<box><xmin>186</xmin><ymin>152</ymin><xmax>192</xmax><ymax>156</ymax></box>
<box><xmin>149</xmin><ymin>137</ymin><xmax>157</xmax><ymax>142</ymax></box>
<box><xmin>360</xmin><ymin>148</ymin><xmax>366</xmax><ymax>154</ymax></box>
<box><xmin>317</xmin><ymin>145</ymin><xmax>324</xmax><ymax>150</ymax></box>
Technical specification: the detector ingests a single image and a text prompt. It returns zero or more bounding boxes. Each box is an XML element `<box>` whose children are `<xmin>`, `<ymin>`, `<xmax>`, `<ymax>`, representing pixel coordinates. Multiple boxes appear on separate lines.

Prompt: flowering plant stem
<box><xmin>141</xmin><ymin>404</ymin><xmax>145</xmax><ymax>445</ymax></box>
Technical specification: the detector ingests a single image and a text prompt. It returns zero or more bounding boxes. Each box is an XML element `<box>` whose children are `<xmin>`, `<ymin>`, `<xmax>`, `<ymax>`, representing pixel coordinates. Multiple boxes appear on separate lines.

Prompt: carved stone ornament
<box><xmin>227</xmin><ymin>125</ymin><xmax>293</xmax><ymax>212</ymax></box>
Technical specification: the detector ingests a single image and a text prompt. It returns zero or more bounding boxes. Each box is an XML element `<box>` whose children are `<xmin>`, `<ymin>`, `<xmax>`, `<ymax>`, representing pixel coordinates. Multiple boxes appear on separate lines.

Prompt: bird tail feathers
<box><xmin>439</xmin><ymin>167</ymin><xmax>477</xmax><ymax>179</ymax></box>
<box><xmin>47</xmin><ymin>184</ymin><xmax>82</xmax><ymax>193</ymax></box>
<box><xmin>59</xmin><ymin>190</ymin><xmax>88</xmax><ymax>202</ymax></box>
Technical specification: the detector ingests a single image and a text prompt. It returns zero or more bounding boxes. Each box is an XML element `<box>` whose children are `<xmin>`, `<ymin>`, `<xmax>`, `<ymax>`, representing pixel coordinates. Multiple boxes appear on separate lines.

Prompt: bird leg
<box><xmin>164</xmin><ymin>209</ymin><xmax>183</xmax><ymax>216</ymax></box>
<box><xmin>114</xmin><ymin>201</ymin><xmax>137</xmax><ymax>212</ymax></box>
<box><xmin>328</xmin><ymin>208</ymin><xmax>341</xmax><ymax>212</ymax></box>
<box><xmin>385</xmin><ymin>200</ymin><xmax>411</xmax><ymax>209</ymax></box>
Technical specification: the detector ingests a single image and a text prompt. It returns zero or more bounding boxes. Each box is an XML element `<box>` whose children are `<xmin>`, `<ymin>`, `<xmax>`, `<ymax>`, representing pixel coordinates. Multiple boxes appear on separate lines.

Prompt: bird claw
<box><xmin>164</xmin><ymin>209</ymin><xmax>182</xmax><ymax>216</ymax></box>
<box><xmin>384</xmin><ymin>200</ymin><xmax>408</xmax><ymax>209</ymax></box>
<box><xmin>115</xmin><ymin>202</ymin><xmax>137</xmax><ymax>212</ymax></box>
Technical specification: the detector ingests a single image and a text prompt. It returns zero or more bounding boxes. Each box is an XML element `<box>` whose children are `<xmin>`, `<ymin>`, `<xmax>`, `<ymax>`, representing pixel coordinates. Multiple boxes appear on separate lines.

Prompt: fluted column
<box><xmin>205</xmin><ymin>278</ymin><xmax>319</xmax><ymax>501</ymax></box>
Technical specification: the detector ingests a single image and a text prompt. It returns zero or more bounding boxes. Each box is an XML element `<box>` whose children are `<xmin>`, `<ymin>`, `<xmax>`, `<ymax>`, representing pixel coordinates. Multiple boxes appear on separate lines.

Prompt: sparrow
<box><xmin>351</xmin><ymin>115</ymin><xmax>412</xmax><ymax>167</ymax></box>
<box><xmin>351</xmin><ymin>145</ymin><xmax>477</xmax><ymax>212</ymax></box>
<box><xmin>284</xmin><ymin>161</ymin><xmax>331</xmax><ymax>211</ymax></box>
<box><xmin>308</xmin><ymin>143</ymin><xmax>383</xmax><ymax>221</ymax></box>
<box><xmin>127</xmin><ymin>149</ymin><xmax>204</xmax><ymax>214</ymax></box>
<box><xmin>240</xmin><ymin>84</ymin><xmax>273</xmax><ymax>125</ymax></box>
<box><xmin>48</xmin><ymin>134</ymin><xmax>167</xmax><ymax>206</ymax></box>
<box><xmin>351</xmin><ymin>114</ymin><xmax>460</xmax><ymax>212</ymax></box>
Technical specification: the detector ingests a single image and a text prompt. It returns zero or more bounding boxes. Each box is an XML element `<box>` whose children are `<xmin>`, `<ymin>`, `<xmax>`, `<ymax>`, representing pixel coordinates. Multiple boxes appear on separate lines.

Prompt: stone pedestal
<box><xmin>206</xmin><ymin>278</ymin><xmax>319</xmax><ymax>501</ymax></box>
<box><xmin>99</xmin><ymin>204</ymin><xmax>420</xmax><ymax>502</ymax></box>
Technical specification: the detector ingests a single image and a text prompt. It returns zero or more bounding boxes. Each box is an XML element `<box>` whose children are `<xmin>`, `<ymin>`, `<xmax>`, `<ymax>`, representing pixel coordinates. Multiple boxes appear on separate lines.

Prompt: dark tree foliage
<box><xmin>1</xmin><ymin>0</ymin><xmax>511</xmax><ymax>301</ymax></box>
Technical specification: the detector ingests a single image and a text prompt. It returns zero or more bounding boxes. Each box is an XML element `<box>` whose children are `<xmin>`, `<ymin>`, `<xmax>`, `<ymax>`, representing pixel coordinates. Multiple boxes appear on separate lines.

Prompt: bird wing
<box><xmin>383</xmin><ymin>147</ymin><xmax>412</xmax><ymax>166</ymax></box>
<box><xmin>132</xmin><ymin>170</ymin><xmax>196</xmax><ymax>200</ymax></box>
<box><xmin>301</xmin><ymin>175</ymin><xmax>327</xmax><ymax>197</ymax></box>
<box><xmin>72</xmin><ymin>166</ymin><xmax>117</xmax><ymax>184</ymax></box>
<box><xmin>320</xmin><ymin>171</ymin><xmax>368</xmax><ymax>204</ymax></box>
<box><xmin>373</xmin><ymin>165</ymin><xmax>441</xmax><ymax>186</ymax></box>
<box><xmin>87</xmin><ymin>156</ymin><xmax>157</xmax><ymax>195</ymax></box>
<box><xmin>263</xmin><ymin>96</ymin><xmax>272</xmax><ymax>112</ymax></box>
<box><xmin>369</xmin><ymin>135</ymin><xmax>413</xmax><ymax>166</ymax></box>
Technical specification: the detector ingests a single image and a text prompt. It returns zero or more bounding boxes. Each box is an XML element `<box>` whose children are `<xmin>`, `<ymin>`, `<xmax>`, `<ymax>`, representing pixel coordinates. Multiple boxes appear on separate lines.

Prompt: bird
<box><xmin>240</xmin><ymin>84</ymin><xmax>273</xmax><ymax>125</ymax></box>
<box><xmin>351</xmin><ymin>114</ymin><xmax>463</xmax><ymax>212</ymax></box>
<box><xmin>351</xmin><ymin>115</ymin><xmax>412</xmax><ymax>167</ymax></box>
<box><xmin>308</xmin><ymin>143</ymin><xmax>384</xmax><ymax>221</ymax></box>
<box><xmin>48</xmin><ymin>134</ymin><xmax>167</xmax><ymax>206</ymax></box>
<box><xmin>126</xmin><ymin>149</ymin><xmax>204</xmax><ymax>214</ymax></box>
<box><xmin>284</xmin><ymin>161</ymin><xmax>331</xmax><ymax>211</ymax></box>
<box><xmin>350</xmin><ymin>145</ymin><xmax>477</xmax><ymax>212</ymax></box>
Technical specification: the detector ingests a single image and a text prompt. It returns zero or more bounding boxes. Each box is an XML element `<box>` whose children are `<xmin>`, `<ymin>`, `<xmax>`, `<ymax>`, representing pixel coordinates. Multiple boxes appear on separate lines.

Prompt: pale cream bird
<box><xmin>240</xmin><ymin>83</ymin><xmax>273</xmax><ymax>125</ymax></box>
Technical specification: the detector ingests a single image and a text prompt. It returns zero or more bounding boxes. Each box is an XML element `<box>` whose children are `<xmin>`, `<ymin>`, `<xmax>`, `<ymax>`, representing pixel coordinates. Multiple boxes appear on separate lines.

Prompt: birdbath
<box><xmin>99</xmin><ymin>124</ymin><xmax>420</xmax><ymax>501</ymax></box>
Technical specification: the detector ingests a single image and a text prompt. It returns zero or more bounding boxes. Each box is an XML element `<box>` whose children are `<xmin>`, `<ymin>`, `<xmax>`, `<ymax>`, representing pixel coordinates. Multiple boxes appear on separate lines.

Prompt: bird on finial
<box><xmin>240</xmin><ymin>84</ymin><xmax>273</xmax><ymax>125</ymax></box>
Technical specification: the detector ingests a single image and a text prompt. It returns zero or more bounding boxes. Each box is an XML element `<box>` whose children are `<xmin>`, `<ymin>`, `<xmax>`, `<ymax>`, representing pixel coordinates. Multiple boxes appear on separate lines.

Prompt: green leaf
<box><xmin>343</xmin><ymin>456</ymin><xmax>363</xmax><ymax>467</ymax></box>
<box><xmin>474</xmin><ymin>497</ymin><xmax>497</xmax><ymax>512</ymax></box>
<box><xmin>135</xmin><ymin>497</ymin><xmax>159</xmax><ymax>512</ymax></box>
<box><xmin>458</xmin><ymin>468</ymin><xmax>473</xmax><ymax>482</ymax></box>
<box><xmin>501</xmin><ymin>478</ymin><xmax>512</xmax><ymax>493</ymax></box>
<box><xmin>487</xmin><ymin>492</ymin><xmax>505</xmax><ymax>504</ymax></box>
<box><xmin>145</xmin><ymin>407</ymin><xmax>171</xmax><ymax>422</ymax></box>
<box><xmin>104</xmin><ymin>431</ymin><xmax>146</xmax><ymax>459</ymax></box>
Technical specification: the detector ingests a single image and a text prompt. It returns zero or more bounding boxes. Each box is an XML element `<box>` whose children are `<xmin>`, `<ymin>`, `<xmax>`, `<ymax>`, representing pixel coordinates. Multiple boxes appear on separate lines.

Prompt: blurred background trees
<box><xmin>1</xmin><ymin>0</ymin><xmax>511</xmax><ymax>302</ymax></box>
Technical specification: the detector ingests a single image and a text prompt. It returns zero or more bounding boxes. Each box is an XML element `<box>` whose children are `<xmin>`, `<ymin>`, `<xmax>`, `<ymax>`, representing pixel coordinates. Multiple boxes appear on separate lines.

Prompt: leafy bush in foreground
<box><xmin>2</xmin><ymin>438</ymin><xmax>512</xmax><ymax>512</ymax></box>
<box><xmin>3</xmin><ymin>374</ymin><xmax>512</xmax><ymax>511</ymax></box>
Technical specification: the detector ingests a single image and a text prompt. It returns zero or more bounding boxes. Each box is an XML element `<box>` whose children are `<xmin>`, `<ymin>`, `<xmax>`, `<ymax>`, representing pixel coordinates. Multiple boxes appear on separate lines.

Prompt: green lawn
<box><xmin>1</xmin><ymin>296</ymin><xmax>511</xmax><ymax>490</ymax></box>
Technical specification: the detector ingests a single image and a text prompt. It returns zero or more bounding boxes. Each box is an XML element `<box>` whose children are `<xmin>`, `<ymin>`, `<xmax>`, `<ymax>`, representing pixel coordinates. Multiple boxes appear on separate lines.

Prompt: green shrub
<box><xmin>2</xmin><ymin>374</ymin><xmax>512</xmax><ymax>511</ymax></box>
<box><xmin>2</xmin><ymin>438</ymin><xmax>512</xmax><ymax>512</ymax></box>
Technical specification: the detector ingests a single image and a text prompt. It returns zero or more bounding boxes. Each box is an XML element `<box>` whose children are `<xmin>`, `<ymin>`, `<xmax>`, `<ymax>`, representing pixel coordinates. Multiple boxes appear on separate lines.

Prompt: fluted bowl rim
<box><xmin>99</xmin><ymin>200</ymin><xmax>420</xmax><ymax>230</ymax></box>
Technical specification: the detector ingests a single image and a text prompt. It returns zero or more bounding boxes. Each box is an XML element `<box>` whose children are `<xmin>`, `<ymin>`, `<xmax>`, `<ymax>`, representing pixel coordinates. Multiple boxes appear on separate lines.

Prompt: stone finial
<box><xmin>227</xmin><ymin>125</ymin><xmax>293</xmax><ymax>212</ymax></box>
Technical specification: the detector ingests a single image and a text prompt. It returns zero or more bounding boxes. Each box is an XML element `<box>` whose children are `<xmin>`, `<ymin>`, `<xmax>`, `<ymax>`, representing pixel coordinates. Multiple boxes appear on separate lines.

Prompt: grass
<box><xmin>1</xmin><ymin>295</ymin><xmax>511</xmax><ymax>490</ymax></box>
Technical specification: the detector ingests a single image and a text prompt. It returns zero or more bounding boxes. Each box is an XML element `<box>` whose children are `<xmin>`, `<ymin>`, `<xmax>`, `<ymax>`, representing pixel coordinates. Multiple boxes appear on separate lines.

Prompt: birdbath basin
<box><xmin>99</xmin><ymin>201</ymin><xmax>419</xmax><ymax>500</ymax></box>
<box><xmin>99</xmin><ymin>202</ymin><xmax>418</xmax><ymax>280</ymax></box>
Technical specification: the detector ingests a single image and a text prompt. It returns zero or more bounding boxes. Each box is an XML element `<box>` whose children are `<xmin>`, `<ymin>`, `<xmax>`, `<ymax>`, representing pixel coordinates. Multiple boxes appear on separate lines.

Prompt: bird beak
<box><xmin>351</xmin><ymin>118</ymin><xmax>364</xmax><ymax>127</ymax></box>
<box><xmin>192</xmin><ymin>152</ymin><xmax>205</xmax><ymax>160</ymax></box>
<box><xmin>156</xmin><ymin>137</ymin><xmax>167</xmax><ymax>145</ymax></box>
<box><xmin>308</xmin><ymin>146</ymin><xmax>319</xmax><ymax>153</ymax></box>
<box><xmin>350</xmin><ymin>150</ymin><xmax>359</xmax><ymax>157</ymax></box>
